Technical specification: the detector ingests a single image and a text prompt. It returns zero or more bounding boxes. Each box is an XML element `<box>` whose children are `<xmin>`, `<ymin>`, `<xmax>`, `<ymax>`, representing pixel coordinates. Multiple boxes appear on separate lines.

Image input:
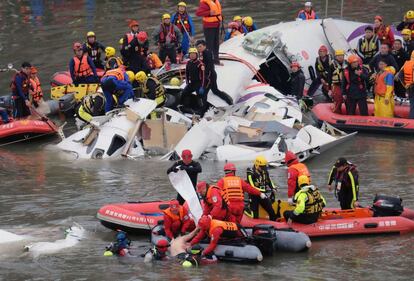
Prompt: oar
<box><xmin>29</xmin><ymin>105</ymin><xmax>64</xmax><ymax>139</ymax></box>
<box><xmin>178</xmin><ymin>18</ymin><xmax>194</xmax><ymax>47</ymax></box>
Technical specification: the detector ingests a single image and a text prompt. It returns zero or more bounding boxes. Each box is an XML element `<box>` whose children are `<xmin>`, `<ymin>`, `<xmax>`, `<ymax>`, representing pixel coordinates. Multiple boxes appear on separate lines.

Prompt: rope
<box><xmin>220</xmin><ymin>52</ymin><xmax>268</xmax><ymax>83</ymax></box>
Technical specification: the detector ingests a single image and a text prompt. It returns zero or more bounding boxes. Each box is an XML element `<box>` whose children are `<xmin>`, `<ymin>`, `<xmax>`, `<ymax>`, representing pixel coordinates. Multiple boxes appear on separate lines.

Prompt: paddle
<box><xmin>29</xmin><ymin>105</ymin><xmax>64</xmax><ymax>140</ymax></box>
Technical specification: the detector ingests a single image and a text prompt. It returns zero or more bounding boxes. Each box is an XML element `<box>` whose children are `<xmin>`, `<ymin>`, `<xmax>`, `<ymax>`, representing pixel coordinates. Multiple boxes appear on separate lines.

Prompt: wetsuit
<box><xmin>128</xmin><ymin>37</ymin><xmax>150</xmax><ymax>73</ymax></box>
<box><xmin>308</xmin><ymin>55</ymin><xmax>333</xmax><ymax>100</ymax></box>
<box><xmin>289</xmin><ymin>69</ymin><xmax>306</xmax><ymax>99</ymax></box>
<box><xmin>167</xmin><ymin>160</ymin><xmax>202</xmax><ymax>205</ymax></box>
<box><xmin>327</xmin><ymin>164</ymin><xmax>359</xmax><ymax>210</ymax></box>
<box><xmin>83</xmin><ymin>41</ymin><xmax>106</xmax><ymax>69</ymax></box>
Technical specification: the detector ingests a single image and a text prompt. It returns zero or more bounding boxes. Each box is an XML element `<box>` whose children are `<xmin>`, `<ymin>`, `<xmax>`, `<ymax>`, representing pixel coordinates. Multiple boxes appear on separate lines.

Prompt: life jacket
<box><xmin>82</xmin><ymin>92</ymin><xmax>105</xmax><ymax>115</ymax></box>
<box><xmin>10</xmin><ymin>71</ymin><xmax>30</xmax><ymax>97</ymax></box>
<box><xmin>29</xmin><ymin>77</ymin><xmax>43</xmax><ymax>102</ymax></box>
<box><xmin>147</xmin><ymin>53</ymin><xmax>163</xmax><ymax>70</ymax></box>
<box><xmin>316</xmin><ymin>55</ymin><xmax>333</xmax><ymax>78</ymax></box>
<box><xmin>402</xmin><ymin>60</ymin><xmax>414</xmax><ymax>86</ymax></box>
<box><xmin>374</xmin><ymin>71</ymin><xmax>389</xmax><ymax>97</ymax></box>
<box><xmin>295</xmin><ymin>187</ymin><xmax>325</xmax><ymax>215</ymax></box>
<box><xmin>105</xmin><ymin>57</ymin><xmax>123</xmax><ymax>70</ymax></box>
<box><xmin>290</xmin><ymin>163</ymin><xmax>311</xmax><ymax>195</ymax></box>
<box><xmin>331</xmin><ymin>60</ymin><xmax>346</xmax><ymax>85</ymax></box>
<box><xmin>343</xmin><ymin>67</ymin><xmax>365</xmax><ymax>92</ymax></box>
<box><xmin>209</xmin><ymin>219</ymin><xmax>238</xmax><ymax>237</ymax></box>
<box><xmin>126</xmin><ymin>32</ymin><xmax>137</xmax><ymax>44</ymax></box>
<box><xmin>201</xmin><ymin>0</ymin><xmax>222</xmax><ymax>24</ymax></box>
<box><xmin>221</xmin><ymin>176</ymin><xmax>244</xmax><ymax>204</ymax></box>
<box><xmin>206</xmin><ymin>185</ymin><xmax>225</xmax><ymax>207</ymax></box>
<box><xmin>103</xmin><ymin>68</ymin><xmax>124</xmax><ymax>81</ymax></box>
<box><xmin>174</xmin><ymin>12</ymin><xmax>191</xmax><ymax>33</ymax></box>
<box><xmin>141</xmin><ymin>77</ymin><xmax>166</xmax><ymax>106</ymax></box>
<box><xmin>163</xmin><ymin>206</ymin><xmax>185</xmax><ymax>222</ymax></box>
<box><xmin>247</xmin><ymin>167</ymin><xmax>271</xmax><ymax>193</ymax></box>
<box><xmin>73</xmin><ymin>55</ymin><xmax>94</xmax><ymax>78</ymax></box>
<box><xmin>360</xmin><ymin>35</ymin><xmax>379</xmax><ymax>58</ymax></box>
<box><xmin>159</xmin><ymin>24</ymin><xmax>177</xmax><ymax>44</ymax></box>
<box><xmin>375</xmin><ymin>25</ymin><xmax>392</xmax><ymax>46</ymax></box>
<box><xmin>297</xmin><ymin>9</ymin><xmax>316</xmax><ymax>20</ymax></box>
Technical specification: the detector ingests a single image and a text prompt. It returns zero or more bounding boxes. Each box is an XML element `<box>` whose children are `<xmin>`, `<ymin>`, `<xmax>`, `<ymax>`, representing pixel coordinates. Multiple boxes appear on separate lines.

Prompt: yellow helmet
<box><xmin>135</xmin><ymin>71</ymin><xmax>147</xmax><ymax>83</ymax></box>
<box><xmin>162</xmin><ymin>13</ymin><xmax>171</xmax><ymax>20</ymax></box>
<box><xmin>254</xmin><ymin>155</ymin><xmax>268</xmax><ymax>168</ymax></box>
<box><xmin>178</xmin><ymin>1</ymin><xmax>187</xmax><ymax>7</ymax></box>
<box><xmin>385</xmin><ymin>66</ymin><xmax>396</xmax><ymax>75</ymax></box>
<box><xmin>126</xmin><ymin>71</ymin><xmax>135</xmax><ymax>82</ymax></box>
<box><xmin>170</xmin><ymin>77</ymin><xmax>181</xmax><ymax>86</ymax></box>
<box><xmin>105</xmin><ymin>47</ymin><xmax>116</xmax><ymax>58</ymax></box>
<box><xmin>86</xmin><ymin>31</ymin><xmax>96</xmax><ymax>37</ymax></box>
<box><xmin>298</xmin><ymin>175</ymin><xmax>310</xmax><ymax>187</ymax></box>
<box><xmin>188</xmin><ymin>47</ymin><xmax>198</xmax><ymax>54</ymax></box>
<box><xmin>401</xmin><ymin>29</ymin><xmax>412</xmax><ymax>36</ymax></box>
<box><xmin>335</xmin><ymin>49</ymin><xmax>345</xmax><ymax>56</ymax></box>
<box><xmin>406</xmin><ymin>10</ymin><xmax>414</xmax><ymax>20</ymax></box>
<box><xmin>243</xmin><ymin>16</ymin><xmax>253</xmax><ymax>27</ymax></box>
<box><xmin>119</xmin><ymin>38</ymin><xmax>124</xmax><ymax>45</ymax></box>
<box><xmin>233</xmin><ymin>15</ymin><xmax>242</xmax><ymax>22</ymax></box>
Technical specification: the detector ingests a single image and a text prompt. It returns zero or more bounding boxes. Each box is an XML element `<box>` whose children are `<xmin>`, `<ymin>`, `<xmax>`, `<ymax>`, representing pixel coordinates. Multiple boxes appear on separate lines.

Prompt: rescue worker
<box><xmin>374</xmin><ymin>62</ymin><xmax>395</xmax><ymax>118</ymax></box>
<box><xmin>171</xmin><ymin>2</ymin><xmax>195</xmax><ymax>56</ymax></box>
<box><xmin>356</xmin><ymin>26</ymin><xmax>380</xmax><ymax>65</ymax></box>
<box><xmin>82</xmin><ymin>31</ymin><xmax>106</xmax><ymax>69</ymax></box>
<box><xmin>369</xmin><ymin>43</ymin><xmax>399</xmax><ymax>73</ymax></box>
<box><xmin>196</xmin><ymin>39</ymin><xmax>233</xmax><ymax>105</ymax></box>
<box><xmin>396</xmin><ymin>10</ymin><xmax>414</xmax><ymax>39</ymax></box>
<box><xmin>328</xmin><ymin>158</ymin><xmax>359</xmax><ymax>210</ymax></box>
<box><xmin>297</xmin><ymin>2</ymin><xmax>318</xmax><ymax>20</ymax></box>
<box><xmin>143</xmin><ymin>239</ymin><xmax>170</xmax><ymax>262</ymax></box>
<box><xmin>217</xmin><ymin>162</ymin><xmax>265</xmax><ymax>224</ymax></box>
<box><xmin>342</xmin><ymin>55</ymin><xmax>369</xmax><ymax>116</ymax></box>
<box><xmin>399</xmin><ymin>51</ymin><xmax>414</xmax><ymax>119</ymax></box>
<box><xmin>76</xmin><ymin>91</ymin><xmax>106</xmax><ymax>125</ymax></box>
<box><xmin>10</xmin><ymin>62</ymin><xmax>32</xmax><ymax>118</ymax></box>
<box><xmin>283</xmin><ymin>175</ymin><xmax>325</xmax><ymax>224</ymax></box>
<box><xmin>152</xmin><ymin>14</ymin><xmax>182</xmax><ymax>64</ymax></box>
<box><xmin>104</xmin><ymin>46</ymin><xmax>123</xmax><ymax>71</ymax></box>
<box><xmin>289</xmin><ymin>61</ymin><xmax>305</xmax><ymax>100</ymax></box>
<box><xmin>232</xmin><ymin>16</ymin><xmax>246</xmax><ymax>33</ymax></box>
<box><xmin>134</xmin><ymin>71</ymin><xmax>166</xmax><ymax>108</ymax></box>
<box><xmin>167</xmin><ymin>149</ymin><xmax>202</xmax><ymax>205</ymax></box>
<box><xmin>373</xmin><ymin>15</ymin><xmax>395</xmax><ymax>48</ymax></box>
<box><xmin>29</xmin><ymin>66</ymin><xmax>43</xmax><ymax>108</ymax></box>
<box><xmin>196</xmin><ymin>0</ymin><xmax>223</xmax><ymax>65</ymax></box>
<box><xmin>242</xmin><ymin>16</ymin><xmax>257</xmax><ymax>33</ymax></box>
<box><xmin>100</xmin><ymin>67</ymin><xmax>134</xmax><ymax>113</ymax></box>
<box><xmin>128</xmin><ymin>31</ymin><xmax>150</xmax><ymax>73</ymax></box>
<box><xmin>196</xmin><ymin>181</ymin><xmax>227</xmax><ymax>220</ymax></box>
<box><xmin>392</xmin><ymin>40</ymin><xmax>409</xmax><ymax>98</ymax></box>
<box><xmin>246</xmin><ymin>156</ymin><xmax>277</xmax><ymax>221</ymax></box>
<box><xmin>401</xmin><ymin>29</ymin><xmax>414</xmax><ymax>57</ymax></box>
<box><xmin>121</xmin><ymin>20</ymin><xmax>140</xmax><ymax>67</ymax></box>
<box><xmin>224</xmin><ymin>21</ymin><xmax>243</xmax><ymax>41</ymax></box>
<box><xmin>104</xmin><ymin>230</ymin><xmax>131</xmax><ymax>257</ymax></box>
<box><xmin>0</xmin><ymin>107</ymin><xmax>9</xmax><ymax>124</ymax></box>
<box><xmin>285</xmin><ymin>150</ymin><xmax>311</xmax><ymax>204</ymax></box>
<box><xmin>179</xmin><ymin>48</ymin><xmax>209</xmax><ymax>116</ymax></box>
<box><xmin>329</xmin><ymin>50</ymin><xmax>347</xmax><ymax>114</ymax></box>
<box><xmin>307</xmin><ymin>45</ymin><xmax>333</xmax><ymax>100</ymax></box>
<box><xmin>69</xmin><ymin>42</ymin><xmax>98</xmax><ymax>85</ymax></box>
<box><xmin>163</xmin><ymin>201</ymin><xmax>194</xmax><ymax>239</ymax></box>
<box><xmin>190</xmin><ymin>215</ymin><xmax>239</xmax><ymax>258</ymax></box>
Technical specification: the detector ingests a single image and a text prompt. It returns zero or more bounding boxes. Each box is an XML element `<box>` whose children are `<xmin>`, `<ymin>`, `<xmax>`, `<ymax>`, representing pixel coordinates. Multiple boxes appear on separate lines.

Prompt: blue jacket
<box><xmin>12</xmin><ymin>73</ymin><xmax>29</xmax><ymax>100</ymax></box>
<box><xmin>102</xmin><ymin>72</ymin><xmax>133</xmax><ymax>105</ymax></box>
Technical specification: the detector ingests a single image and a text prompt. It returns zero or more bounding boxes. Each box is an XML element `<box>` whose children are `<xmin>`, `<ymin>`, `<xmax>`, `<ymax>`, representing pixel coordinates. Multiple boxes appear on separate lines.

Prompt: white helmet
<box><xmin>305</xmin><ymin>1</ymin><xmax>312</xmax><ymax>7</ymax></box>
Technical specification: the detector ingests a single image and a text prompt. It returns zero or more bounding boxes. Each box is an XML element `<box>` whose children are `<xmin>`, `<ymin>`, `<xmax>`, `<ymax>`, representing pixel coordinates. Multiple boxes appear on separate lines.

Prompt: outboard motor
<box><xmin>251</xmin><ymin>224</ymin><xmax>277</xmax><ymax>256</ymax></box>
<box><xmin>372</xmin><ymin>194</ymin><xmax>403</xmax><ymax>217</ymax></box>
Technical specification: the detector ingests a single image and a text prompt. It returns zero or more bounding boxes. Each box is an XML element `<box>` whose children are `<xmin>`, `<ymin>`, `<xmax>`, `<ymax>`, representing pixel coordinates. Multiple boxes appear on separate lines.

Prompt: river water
<box><xmin>1</xmin><ymin>0</ymin><xmax>414</xmax><ymax>280</ymax></box>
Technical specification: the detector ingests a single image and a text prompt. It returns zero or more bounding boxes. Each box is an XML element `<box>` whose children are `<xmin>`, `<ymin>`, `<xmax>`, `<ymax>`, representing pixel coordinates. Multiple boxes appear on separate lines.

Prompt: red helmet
<box><xmin>30</xmin><ymin>66</ymin><xmax>38</xmax><ymax>74</ymax></box>
<box><xmin>284</xmin><ymin>151</ymin><xmax>297</xmax><ymax>166</ymax></box>
<box><xmin>181</xmin><ymin>149</ymin><xmax>192</xmax><ymax>159</ymax></box>
<box><xmin>291</xmin><ymin>61</ymin><xmax>301</xmax><ymax>68</ymax></box>
<box><xmin>170</xmin><ymin>200</ymin><xmax>180</xmax><ymax>209</ymax></box>
<box><xmin>374</xmin><ymin>15</ymin><xmax>383</xmax><ymax>22</ymax></box>
<box><xmin>129</xmin><ymin>20</ymin><xmax>139</xmax><ymax>28</ymax></box>
<box><xmin>155</xmin><ymin>238</ymin><xmax>169</xmax><ymax>252</ymax></box>
<box><xmin>137</xmin><ymin>31</ymin><xmax>147</xmax><ymax>42</ymax></box>
<box><xmin>196</xmin><ymin>181</ymin><xmax>207</xmax><ymax>194</ymax></box>
<box><xmin>198</xmin><ymin>215</ymin><xmax>211</xmax><ymax>230</ymax></box>
<box><xmin>73</xmin><ymin>42</ymin><xmax>82</xmax><ymax>51</ymax></box>
<box><xmin>319</xmin><ymin>45</ymin><xmax>328</xmax><ymax>52</ymax></box>
<box><xmin>224</xmin><ymin>162</ymin><xmax>236</xmax><ymax>173</ymax></box>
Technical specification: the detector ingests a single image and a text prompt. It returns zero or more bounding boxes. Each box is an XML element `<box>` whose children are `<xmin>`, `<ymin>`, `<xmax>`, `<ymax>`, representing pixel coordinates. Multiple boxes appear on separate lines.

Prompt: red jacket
<box><xmin>190</xmin><ymin>227</ymin><xmax>223</xmax><ymax>255</ymax></box>
<box><xmin>202</xmin><ymin>186</ymin><xmax>227</xmax><ymax>220</ymax></box>
<box><xmin>163</xmin><ymin>207</ymin><xmax>192</xmax><ymax>239</ymax></box>
<box><xmin>196</xmin><ymin>2</ymin><xmax>220</xmax><ymax>28</ymax></box>
<box><xmin>217</xmin><ymin>175</ymin><xmax>261</xmax><ymax>201</ymax></box>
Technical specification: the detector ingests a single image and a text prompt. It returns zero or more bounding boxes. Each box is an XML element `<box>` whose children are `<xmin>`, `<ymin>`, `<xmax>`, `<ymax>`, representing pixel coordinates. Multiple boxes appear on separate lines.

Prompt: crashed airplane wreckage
<box><xmin>56</xmin><ymin>19</ymin><xmax>364</xmax><ymax>160</ymax></box>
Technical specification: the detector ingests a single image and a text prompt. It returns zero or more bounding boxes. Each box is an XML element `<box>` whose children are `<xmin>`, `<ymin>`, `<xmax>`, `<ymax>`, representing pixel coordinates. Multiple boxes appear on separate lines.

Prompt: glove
<box><xmin>260</xmin><ymin>193</ymin><xmax>267</xmax><ymax>200</ymax></box>
<box><xmin>288</xmin><ymin>198</ymin><xmax>294</xmax><ymax>205</ymax></box>
<box><xmin>179</xmin><ymin>165</ymin><xmax>186</xmax><ymax>170</ymax></box>
<box><xmin>198</xmin><ymin>87</ymin><xmax>205</xmax><ymax>95</ymax></box>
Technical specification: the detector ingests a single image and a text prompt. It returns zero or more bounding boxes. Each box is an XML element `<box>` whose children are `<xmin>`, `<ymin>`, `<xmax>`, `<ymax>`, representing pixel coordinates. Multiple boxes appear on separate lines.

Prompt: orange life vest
<box><xmin>201</xmin><ymin>0</ymin><xmax>222</xmax><ymax>24</ymax></box>
<box><xmin>73</xmin><ymin>55</ymin><xmax>93</xmax><ymax>78</ymax></box>
<box><xmin>126</xmin><ymin>33</ymin><xmax>137</xmax><ymax>44</ymax></box>
<box><xmin>403</xmin><ymin>60</ymin><xmax>414</xmax><ymax>86</ymax></box>
<box><xmin>290</xmin><ymin>163</ymin><xmax>311</xmax><ymax>193</ymax></box>
<box><xmin>374</xmin><ymin>71</ymin><xmax>389</xmax><ymax>97</ymax></box>
<box><xmin>221</xmin><ymin>176</ymin><xmax>244</xmax><ymax>203</ymax></box>
<box><xmin>29</xmin><ymin>77</ymin><xmax>43</xmax><ymax>102</ymax></box>
<box><xmin>103</xmin><ymin>68</ymin><xmax>124</xmax><ymax>81</ymax></box>
<box><xmin>174</xmin><ymin>13</ymin><xmax>191</xmax><ymax>33</ymax></box>
<box><xmin>209</xmin><ymin>219</ymin><xmax>238</xmax><ymax>237</ymax></box>
<box><xmin>159</xmin><ymin>24</ymin><xmax>177</xmax><ymax>44</ymax></box>
<box><xmin>10</xmin><ymin>71</ymin><xmax>30</xmax><ymax>96</ymax></box>
<box><xmin>297</xmin><ymin>9</ymin><xmax>316</xmax><ymax>20</ymax></box>
<box><xmin>163</xmin><ymin>206</ymin><xmax>185</xmax><ymax>222</ymax></box>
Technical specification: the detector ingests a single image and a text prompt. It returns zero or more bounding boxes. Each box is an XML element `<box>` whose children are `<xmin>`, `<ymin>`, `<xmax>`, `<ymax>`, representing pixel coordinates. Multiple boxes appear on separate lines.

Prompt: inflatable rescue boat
<box><xmin>312</xmin><ymin>103</ymin><xmax>414</xmax><ymax>135</ymax></box>
<box><xmin>0</xmin><ymin>118</ymin><xmax>58</xmax><ymax>142</ymax></box>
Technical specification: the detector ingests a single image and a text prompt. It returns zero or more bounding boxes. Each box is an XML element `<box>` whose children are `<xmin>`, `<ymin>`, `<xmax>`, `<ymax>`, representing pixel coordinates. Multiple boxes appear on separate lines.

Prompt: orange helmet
<box><xmin>30</xmin><ymin>66</ymin><xmax>38</xmax><ymax>74</ymax></box>
<box><xmin>348</xmin><ymin>54</ymin><xmax>360</xmax><ymax>64</ymax></box>
<box><xmin>129</xmin><ymin>20</ymin><xmax>139</xmax><ymax>28</ymax></box>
